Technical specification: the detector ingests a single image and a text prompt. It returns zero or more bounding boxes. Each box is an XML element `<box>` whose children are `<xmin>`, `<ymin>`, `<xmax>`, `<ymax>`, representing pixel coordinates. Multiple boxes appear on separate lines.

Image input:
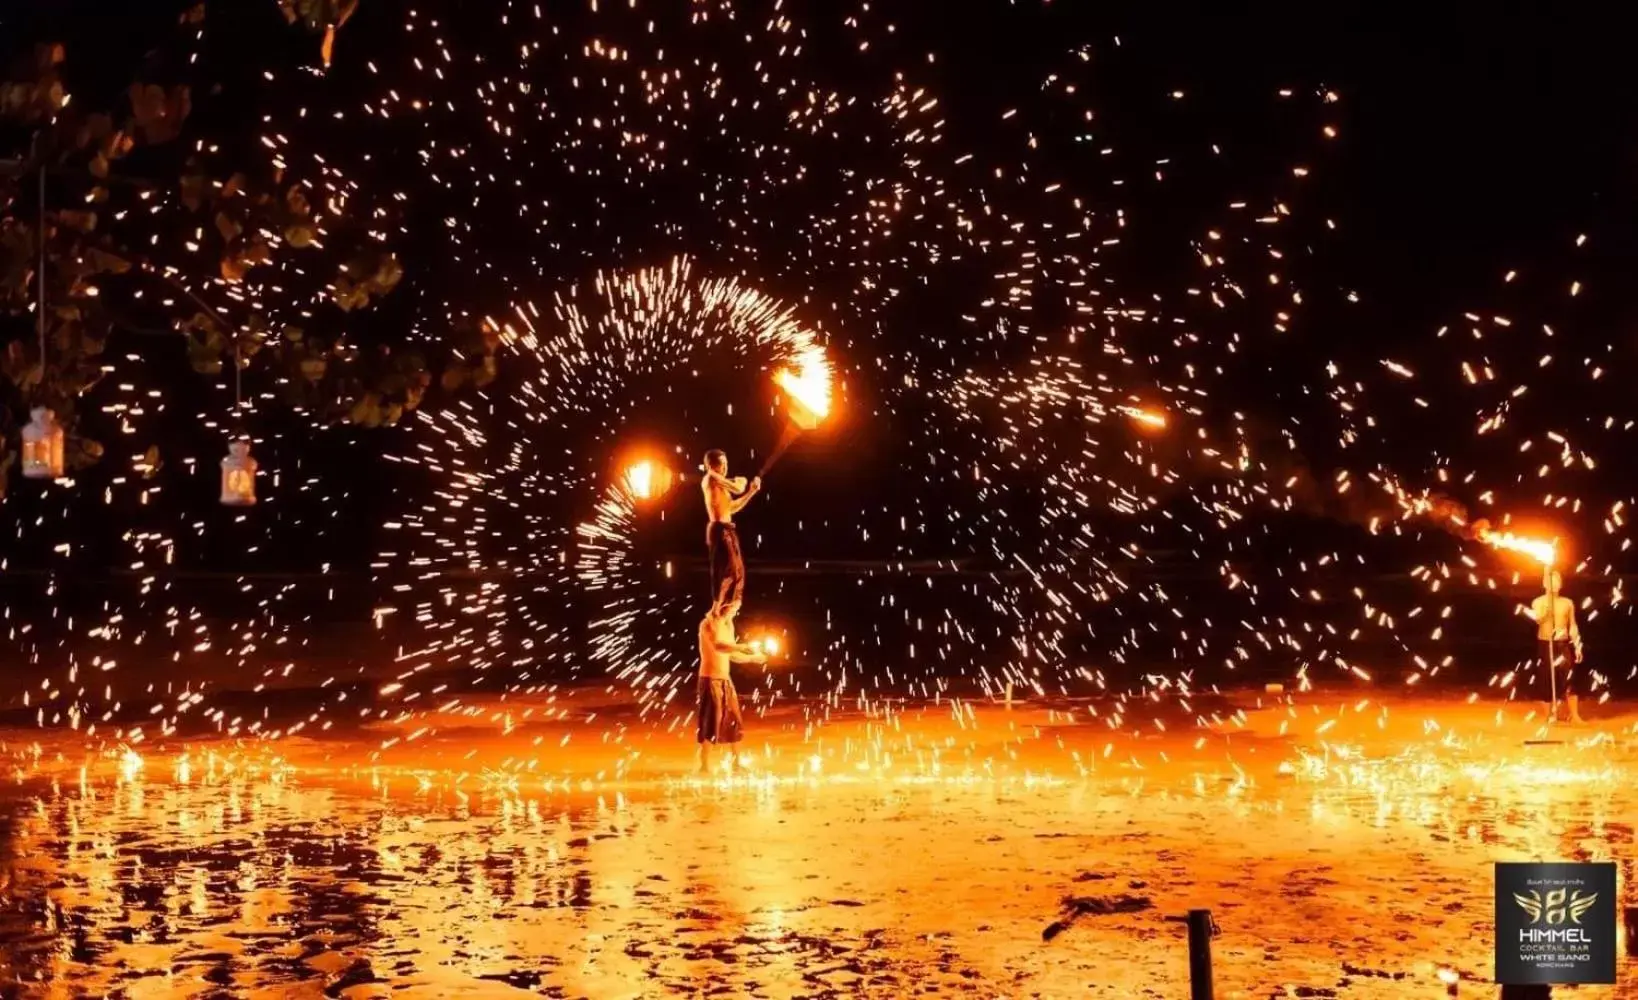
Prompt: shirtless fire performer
<box><xmin>701</xmin><ymin>450</ymin><xmax>761</xmax><ymax>613</ymax></box>
<box><xmin>1529</xmin><ymin>570</ymin><xmax>1585</xmax><ymax>724</ymax></box>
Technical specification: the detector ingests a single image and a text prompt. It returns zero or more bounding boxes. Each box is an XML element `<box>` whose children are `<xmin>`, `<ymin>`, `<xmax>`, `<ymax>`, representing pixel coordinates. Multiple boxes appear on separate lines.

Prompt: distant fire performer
<box><xmin>701</xmin><ymin>449</ymin><xmax>760</xmax><ymax>613</ymax></box>
<box><xmin>697</xmin><ymin>602</ymin><xmax>765</xmax><ymax>774</ymax></box>
<box><xmin>1530</xmin><ymin>570</ymin><xmax>1584</xmax><ymax>724</ymax></box>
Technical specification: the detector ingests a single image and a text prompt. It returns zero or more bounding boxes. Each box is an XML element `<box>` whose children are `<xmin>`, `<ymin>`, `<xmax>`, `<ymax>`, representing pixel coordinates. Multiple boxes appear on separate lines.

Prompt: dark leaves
<box><xmin>56</xmin><ymin>209</ymin><xmax>97</xmax><ymax>232</ymax></box>
<box><xmin>0</xmin><ymin>45</ymin><xmax>68</xmax><ymax>123</ymax></box>
<box><xmin>65</xmin><ymin>433</ymin><xmax>103</xmax><ymax>471</ymax></box>
<box><xmin>213</xmin><ymin>210</ymin><xmax>242</xmax><ymax>244</ymax></box>
<box><xmin>126</xmin><ymin>83</ymin><xmax>191</xmax><ymax>144</ymax></box>
<box><xmin>85</xmin><ymin>247</ymin><xmax>131</xmax><ymax>275</ymax></box>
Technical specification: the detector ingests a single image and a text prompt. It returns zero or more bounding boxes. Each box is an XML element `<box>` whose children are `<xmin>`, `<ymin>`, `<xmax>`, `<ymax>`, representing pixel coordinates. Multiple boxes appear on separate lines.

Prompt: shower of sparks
<box><xmin>4</xmin><ymin>0</ymin><xmax>1636</xmax><ymax>759</ymax></box>
<box><xmin>373</xmin><ymin>258</ymin><xmax>831</xmax><ymax>725</ymax></box>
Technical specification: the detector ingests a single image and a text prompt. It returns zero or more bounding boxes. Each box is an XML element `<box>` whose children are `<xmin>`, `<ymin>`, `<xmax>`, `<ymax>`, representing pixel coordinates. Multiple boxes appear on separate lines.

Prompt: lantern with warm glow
<box><xmin>220</xmin><ymin>439</ymin><xmax>257</xmax><ymax>506</ymax></box>
<box><xmin>20</xmin><ymin>407</ymin><xmax>65</xmax><ymax>480</ymax></box>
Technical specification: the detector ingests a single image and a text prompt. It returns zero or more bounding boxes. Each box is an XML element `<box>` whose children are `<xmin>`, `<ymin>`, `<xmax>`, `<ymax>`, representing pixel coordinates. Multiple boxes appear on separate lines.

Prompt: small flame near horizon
<box><xmin>1118</xmin><ymin>405</ymin><xmax>1167</xmax><ymax>429</ymax></box>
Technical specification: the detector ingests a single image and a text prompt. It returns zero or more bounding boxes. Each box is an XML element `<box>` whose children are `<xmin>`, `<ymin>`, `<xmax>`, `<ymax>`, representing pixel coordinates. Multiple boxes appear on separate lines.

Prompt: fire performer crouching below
<box><xmin>701</xmin><ymin>449</ymin><xmax>761</xmax><ymax>614</ymax></box>
<box><xmin>697</xmin><ymin>601</ymin><xmax>765</xmax><ymax>774</ymax></box>
<box><xmin>1530</xmin><ymin>570</ymin><xmax>1584</xmax><ymax>724</ymax></box>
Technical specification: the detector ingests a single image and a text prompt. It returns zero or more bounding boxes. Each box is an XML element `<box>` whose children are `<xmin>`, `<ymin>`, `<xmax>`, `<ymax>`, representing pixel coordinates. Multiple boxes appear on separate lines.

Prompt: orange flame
<box><xmin>1119</xmin><ymin>405</ymin><xmax>1167</xmax><ymax>429</ymax></box>
<box><xmin>774</xmin><ymin>353</ymin><xmax>832</xmax><ymax>430</ymax></box>
<box><xmin>1476</xmin><ymin>525</ymin><xmax>1555</xmax><ymax>566</ymax></box>
<box><xmin>622</xmin><ymin>460</ymin><xmax>673</xmax><ymax>501</ymax></box>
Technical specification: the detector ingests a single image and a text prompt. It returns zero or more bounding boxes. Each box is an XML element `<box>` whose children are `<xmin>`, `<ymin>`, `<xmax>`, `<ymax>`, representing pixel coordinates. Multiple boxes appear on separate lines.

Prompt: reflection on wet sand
<box><xmin>2</xmin><ymin>695</ymin><xmax>1636</xmax><ymax>998</ymax></box>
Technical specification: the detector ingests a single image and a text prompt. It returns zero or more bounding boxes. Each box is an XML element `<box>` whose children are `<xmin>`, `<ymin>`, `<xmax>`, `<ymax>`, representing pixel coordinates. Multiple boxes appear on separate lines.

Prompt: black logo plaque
<box><xmin>1494</xmin><ymin>862</ymin><xmax>1617</xmax><ymax>985</ymax></box>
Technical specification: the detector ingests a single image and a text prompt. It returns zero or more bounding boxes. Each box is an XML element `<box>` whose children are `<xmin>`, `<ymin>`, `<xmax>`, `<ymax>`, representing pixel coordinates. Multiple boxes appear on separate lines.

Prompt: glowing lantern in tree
<box><xmin>220</xmin><ymin>439</ymin><xmax>257</xmax><ymax>506</ymax></box>
<box><xmin>20</xmin><ymin>407</ymin><xmax>65</xmax><ymax>480</ymax></box>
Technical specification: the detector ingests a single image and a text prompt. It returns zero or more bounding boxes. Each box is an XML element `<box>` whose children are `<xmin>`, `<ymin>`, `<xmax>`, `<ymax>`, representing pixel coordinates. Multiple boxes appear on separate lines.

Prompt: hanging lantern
<box><xmin>20</xmin><ymin>407</ymin><xmax>65</xmax><ymax>480</ymax></box>
<box><xmin>220</xmin><ymin>439</ymin><xmax>257</xmax><ymax>506</ymax></box>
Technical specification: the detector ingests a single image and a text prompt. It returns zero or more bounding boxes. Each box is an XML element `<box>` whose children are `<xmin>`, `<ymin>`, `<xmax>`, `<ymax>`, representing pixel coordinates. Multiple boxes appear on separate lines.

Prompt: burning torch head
<box><xmin>623</xmin><ymin>459</ymin><xmax>674</xmax><ymax>501</ymax></box>
<box><xmin>774</xmin><ymin>362</ymin><xmax>832</xmax><ymax>432</ymax></box>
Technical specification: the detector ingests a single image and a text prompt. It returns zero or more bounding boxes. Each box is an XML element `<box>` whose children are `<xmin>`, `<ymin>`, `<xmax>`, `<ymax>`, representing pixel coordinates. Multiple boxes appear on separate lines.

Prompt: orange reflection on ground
<box><xmin>0</xmin><ymin>693</ymin><xmax>1634</xmax><ymax>997</ymax></box>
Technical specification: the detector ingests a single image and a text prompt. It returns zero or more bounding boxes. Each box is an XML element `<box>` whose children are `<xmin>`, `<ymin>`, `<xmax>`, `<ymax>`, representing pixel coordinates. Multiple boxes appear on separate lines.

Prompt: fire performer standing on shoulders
<box><xmin>1530</xmin><ymin>570</ymin><xmax>1584</xmax><ymax>724</ymax></box>
<box><xmin>701</xmin><ymin>449</ymin><xmax>760</xmax><ymax>614</ymax></box>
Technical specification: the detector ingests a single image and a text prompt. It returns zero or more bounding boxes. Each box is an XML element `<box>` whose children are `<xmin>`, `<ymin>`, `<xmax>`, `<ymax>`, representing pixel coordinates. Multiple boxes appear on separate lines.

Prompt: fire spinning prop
<box><xmin>757</xmin><ymin>357</ymin><xmax>835</xmax><ymax>479</ymax></box>
<box><xmin>377</xmin><ymin>259</ymin><xmax>833</xmax><ymax>721</ymax></box>
<box><xmin>621</xmin><ymin>459</ymin><xmax>676</xmax><ymax>503</ymax></box>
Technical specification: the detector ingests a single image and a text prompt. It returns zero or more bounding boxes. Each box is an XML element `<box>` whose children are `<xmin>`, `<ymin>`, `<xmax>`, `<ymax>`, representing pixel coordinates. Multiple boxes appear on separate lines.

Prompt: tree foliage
<box><xmin>0</xmin><ymin>1</ymin><xmax>439</xmax><ymax>497</ymax></box>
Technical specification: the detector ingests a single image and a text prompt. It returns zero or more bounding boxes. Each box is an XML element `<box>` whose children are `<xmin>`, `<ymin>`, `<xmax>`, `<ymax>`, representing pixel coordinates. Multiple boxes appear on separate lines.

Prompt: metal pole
<box><xmin>37</xmin><ymin>135</ymin><xmax>46</xmax><ymax>372</ymax></box>
<box><xmin>1545</xmin><ymin>566</ymin><xmax>1558</xmax><ymax>723</ymax></box>
<box><xmin>1186</xmin><ymin>908</ymin><xmax>1214</xmax><ymax>1000</ymax></box>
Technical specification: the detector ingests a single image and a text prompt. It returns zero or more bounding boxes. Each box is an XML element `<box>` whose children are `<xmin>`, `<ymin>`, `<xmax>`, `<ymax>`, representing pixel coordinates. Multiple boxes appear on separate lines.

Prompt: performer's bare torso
<box><xmin>698</xmin><ymin>617</ymin><xmax>733</xmax><ymax>680</ymax></box>
<box><xmin>1530</xmin><ymin>594</ymin><xmax>1576</xmax><ymax>641</ymax></box>
<box><xmin>702</xmin><ymin>474</ymin><xmax>734</xmax><ymax>524</ymax></box>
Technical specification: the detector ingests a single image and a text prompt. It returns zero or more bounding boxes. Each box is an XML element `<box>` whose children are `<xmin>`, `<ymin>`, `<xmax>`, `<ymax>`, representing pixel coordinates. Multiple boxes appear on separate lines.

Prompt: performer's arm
<box><xmin>704</xmin><ymin>470</ymin><xmax>746</xmax><ymax>495</ymax></box>
<box><xmin>706</xmin><ymin>636</ymin><xmax>763</xmax><ymax>658</ymax></box>
<box><xmin>728</xmin><ymin>477</ymin><xmax>761</xmax><ymax>513</ymax></box>
<box><xmin>1568</xmin><ymin>603</ymin><xmax>1583</xmax><ymax>659</ymax></box>
<box><xmin>706</xmin><ymin>637</ymin><xmax>764</xmax><ymax>662</ymax></box>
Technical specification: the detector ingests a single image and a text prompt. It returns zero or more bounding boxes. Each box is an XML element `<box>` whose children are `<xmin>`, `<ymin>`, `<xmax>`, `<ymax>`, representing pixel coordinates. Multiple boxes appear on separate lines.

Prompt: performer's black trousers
<box><xmin>1537</xmin><ymin>639</ymin><xmax>1579</xmax><ymax>695</ymax></box>
<box><xmin>707</xmin><ymin>521</ymin><xmax>745</xmax><ymax>608</ymax></box>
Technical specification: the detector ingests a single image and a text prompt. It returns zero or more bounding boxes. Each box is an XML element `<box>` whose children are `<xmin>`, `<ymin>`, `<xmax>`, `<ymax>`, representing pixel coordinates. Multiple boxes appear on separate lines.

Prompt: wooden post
<box><xmin>1186</xmin><ymin>909</ymin><xmax>1214</xmax><ymax>1000</ymax></box>
<box><xmin>1004</xmin><ymin>681</ymin><xmax>1013</xmax><ymax>710</ymax></box>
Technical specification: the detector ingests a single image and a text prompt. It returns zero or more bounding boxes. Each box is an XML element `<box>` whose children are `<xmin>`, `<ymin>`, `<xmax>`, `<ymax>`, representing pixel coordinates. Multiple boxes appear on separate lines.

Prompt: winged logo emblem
<box><xmin>1514</xmin><ymin>888</ymin><xmax>1598</xmax><ymax>925</ymax></box>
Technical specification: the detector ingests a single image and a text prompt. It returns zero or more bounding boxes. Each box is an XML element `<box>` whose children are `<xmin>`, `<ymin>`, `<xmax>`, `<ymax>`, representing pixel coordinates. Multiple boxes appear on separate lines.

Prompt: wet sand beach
<box><xmin>2</xmin><ymin>692</ymin><xmax>1636</xmax><ymax>998</ymax></box>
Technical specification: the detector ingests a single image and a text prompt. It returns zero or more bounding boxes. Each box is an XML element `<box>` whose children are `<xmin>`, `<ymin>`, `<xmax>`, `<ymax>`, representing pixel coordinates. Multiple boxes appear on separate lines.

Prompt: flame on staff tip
<box><xmin>1473</xmin><ymin>519</ymin><xmax>1556</xmax><ymax>566</ymax></box>
<box><xmin>1118</xmin><ymin>405</ymin><xmax>1167</xmax><ymax>429</ymax></box>
<box><xmin>773</xmin><ymin>355</ymin><xmax>833</xmax><ymax>431</ymax></box>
